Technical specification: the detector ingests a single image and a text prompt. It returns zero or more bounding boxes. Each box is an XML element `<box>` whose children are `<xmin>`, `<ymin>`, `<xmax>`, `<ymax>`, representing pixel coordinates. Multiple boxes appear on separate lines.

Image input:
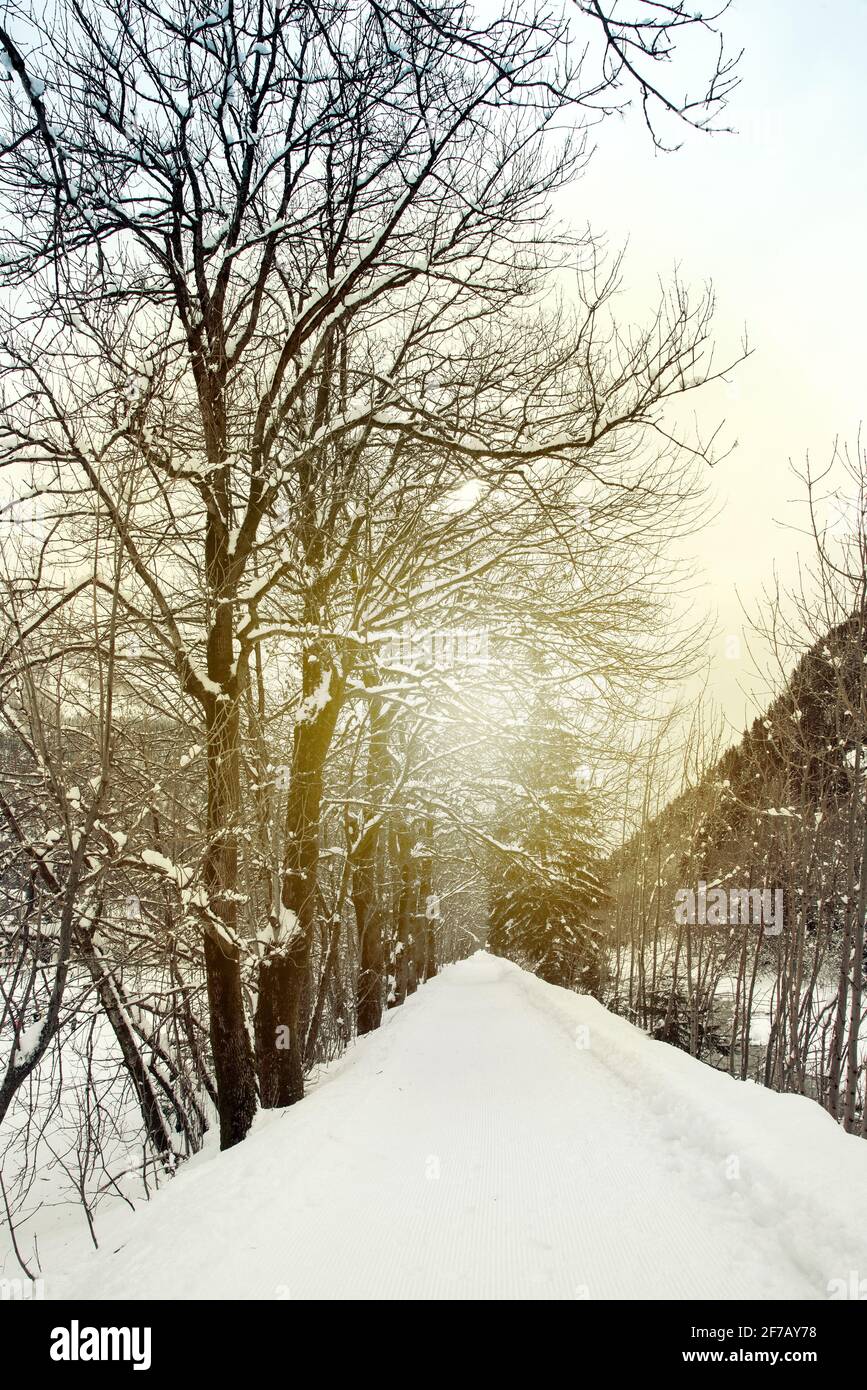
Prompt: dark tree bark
<box><xmin>201</xmin><ymin>571</ymin><xmax>258</xmax><ymax>1148</ymax></box>
<box><xmin>354</xmin><ymin>860</ymin><xmax>384</xmax><ymax>1033</ymax></box>
<box><xmin>389</xmin><ymin>823</ymin><xmax>418</xmax><ymax>1007</ymax></box>
<box><xmin>254</xmin><ymin>654</ymin><xmax>345</xmax><ymax>1107</ymax></box>
<box><xmin>76</xmin><ymin>921</ymin><xmax>178</xmax><ymax>1163</ymax></box>
<box><xmin>304</xmin><ymin>913</ymin><xmax>343</xmax><ymax>1065</ymax></box>
<box><xmin>353</xmin><ymin>703</ymin><xmax>390</xmax><ymax>1035</ymax></box>
<box><xmin>418</xmin><ymin>813</ymin><xmax>438</xmax><ymax>982</ymax></box>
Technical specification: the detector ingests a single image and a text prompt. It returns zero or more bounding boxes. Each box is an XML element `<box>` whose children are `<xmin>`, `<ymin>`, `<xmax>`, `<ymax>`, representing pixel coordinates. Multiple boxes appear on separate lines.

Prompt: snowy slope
<box><xmin>42</xmin><ymin>952</ymin><xmax>867</xmax><ymax>1300</ymax></box>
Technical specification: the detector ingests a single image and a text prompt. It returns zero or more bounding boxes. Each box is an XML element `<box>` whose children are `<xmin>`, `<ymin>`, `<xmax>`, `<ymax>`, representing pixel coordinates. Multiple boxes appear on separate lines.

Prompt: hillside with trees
<box><xmin>603</xmin><ymin>474</ymin><xmax>867</xmax><ymax>1134</ymax></box>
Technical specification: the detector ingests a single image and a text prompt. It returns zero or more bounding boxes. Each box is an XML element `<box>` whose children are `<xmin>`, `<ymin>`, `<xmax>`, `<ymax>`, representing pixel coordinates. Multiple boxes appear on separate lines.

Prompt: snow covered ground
<box><xmin>15</xmin><ymin>951</ymin><xmax>867</xmax><ymax>1300</ymax></box>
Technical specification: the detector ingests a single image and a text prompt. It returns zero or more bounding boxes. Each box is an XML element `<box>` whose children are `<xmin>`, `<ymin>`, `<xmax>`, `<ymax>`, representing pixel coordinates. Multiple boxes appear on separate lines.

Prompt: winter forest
<box><xmin>1</xmin><ymin>0</ymin><xmax>866</xmax><ymax>1312</ymax></box>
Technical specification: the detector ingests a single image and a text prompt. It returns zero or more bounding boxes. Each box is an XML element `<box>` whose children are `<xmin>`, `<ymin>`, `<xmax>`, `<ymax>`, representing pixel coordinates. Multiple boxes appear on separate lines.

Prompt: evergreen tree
<box><xmin>487</xmin><ymin>673</ymin><xmax>603</xmax><ymax>992</ymax></box>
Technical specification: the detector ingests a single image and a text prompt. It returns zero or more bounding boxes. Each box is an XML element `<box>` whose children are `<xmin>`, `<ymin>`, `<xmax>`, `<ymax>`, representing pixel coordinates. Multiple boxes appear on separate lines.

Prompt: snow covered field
<box><xmin>10</xmin><ymin>951</ymin><xmax>865</xmax><ymax>1301</ymax></box>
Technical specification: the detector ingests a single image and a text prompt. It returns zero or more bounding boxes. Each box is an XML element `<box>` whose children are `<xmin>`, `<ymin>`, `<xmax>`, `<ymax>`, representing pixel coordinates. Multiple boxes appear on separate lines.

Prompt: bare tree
<box><xmin>0</xmin><ymin>0</ymin><xmax>738</xmax><ymax>1143</ymax></box>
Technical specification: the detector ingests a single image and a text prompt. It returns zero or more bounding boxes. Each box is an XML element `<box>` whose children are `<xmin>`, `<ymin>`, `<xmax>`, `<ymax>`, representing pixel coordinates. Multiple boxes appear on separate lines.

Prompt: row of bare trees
<box><xmin>0</xmin><ymin>0</ymin><xmax>739</xmax><ymax>1258</ymax></box>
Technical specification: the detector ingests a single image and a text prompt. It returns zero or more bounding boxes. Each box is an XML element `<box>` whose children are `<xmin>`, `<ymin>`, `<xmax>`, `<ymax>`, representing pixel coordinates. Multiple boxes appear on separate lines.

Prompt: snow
<box><xmin>178</xmin><ymin>744</ymin><xmax>202</xmax><ymax>769</ymax></box>
<box><xmin>32</xmin><ymin>952</ymin><xmax>867</xmax><ymax>1300</ymax></box>
<box><xmin>11</xmin><ymin>1019</ymin><xmax>45</xmax><ymax>1069</ymax></box>
<box><xmin>140</xmin><ymin>848</ymin><xmax>175</xmax><ymax>876</ymax></box>
<box><xmin>294</xmin><ymin>668</ymin><xmax>331</xmax><ymax>724</ymax></box>
<box><xmin>0</xmin><ymin>988</ymin><xmax>172</xmax><ymax>1283</ymax></box>
<box><xmin>186</xmin><ymin>657</ymin><xmax>222</xmax><ymax>696</ymax></box>
<box><xmin>140</xmin><ymin>849</ymin><xmax>191</xmax><ymax>888</ymax></box>
<box><xmin>275</xmin><ymin>904</ymin><xmax>300</xmax><ymax>944</ymax></box>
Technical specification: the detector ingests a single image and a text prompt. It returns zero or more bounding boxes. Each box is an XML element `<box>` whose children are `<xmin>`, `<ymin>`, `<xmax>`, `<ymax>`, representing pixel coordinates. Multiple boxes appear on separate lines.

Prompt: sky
<box><xmin>559</xmin><ymin>0</ymin><xmax>867</xmax><ymax>741</ymax></box>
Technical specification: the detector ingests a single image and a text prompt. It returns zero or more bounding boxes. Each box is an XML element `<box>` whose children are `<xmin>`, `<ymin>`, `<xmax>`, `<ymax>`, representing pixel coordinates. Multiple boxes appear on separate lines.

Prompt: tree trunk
<box><xmin>389</xmin><ymin>824</ymin><xmax>416</xmax><ymax>1009</ymax></box>
<box><xmin>354</xmin><ymin>704</ymin><xmax>389</xmax><ymax>1035</ymax></box>
<box><xmin>76</xmin><ymin>921</ymin><xmax>177</xmax><ymax>1163</ymax></box>
<box><xmin>418</xmin><ymin>812</ymin><xmax>437</xmax><ymax>982</ymax></box>
<box><xmin>354</xmin><ymin>863</ymin><xmax>384</xmax><ymax>1034</ymax></box>
<box><xmin>304</xmin><ymin>912</ymin><xmax>344</xmax><ymax>1064</ymax></box>
<box><xmin>201</xmin><ymin>600</ymin><xmax>258</xmax><ymax>1149</ymax></box>
<box><xmin>842</xmin><ymin>780</ymin><xmax>867</xmax><ymax>1130</ymax></box>
<box><xmin>254</xmin><ymin>654</ymin><xmax>343</xmax><ymax>1107</ymax></box>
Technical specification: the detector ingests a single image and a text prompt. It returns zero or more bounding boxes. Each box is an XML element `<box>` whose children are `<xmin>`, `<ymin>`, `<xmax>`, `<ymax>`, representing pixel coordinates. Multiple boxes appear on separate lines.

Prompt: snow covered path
<box><xmin>49</xmin><ymin>952</ymin><xmax>867</xmax><ymax>1300</ymax></box>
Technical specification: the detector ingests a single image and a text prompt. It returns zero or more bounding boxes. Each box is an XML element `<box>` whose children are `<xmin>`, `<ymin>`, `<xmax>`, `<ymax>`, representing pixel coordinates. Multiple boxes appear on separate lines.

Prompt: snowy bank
<box><xmin>27</xmin><ymin>952</ymin><xmax>867</xmax><ymax>1300</ymax></box>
